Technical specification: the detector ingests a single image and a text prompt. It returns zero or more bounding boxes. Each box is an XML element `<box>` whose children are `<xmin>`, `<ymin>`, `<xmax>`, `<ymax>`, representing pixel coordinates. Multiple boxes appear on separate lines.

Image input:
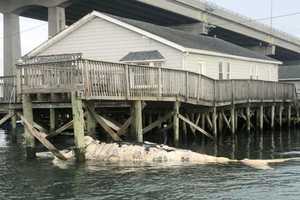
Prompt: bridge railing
<box><xmin>16</xmin><ymin>58</ymin><xmax>296</xmax><ymax>105</ymax></box>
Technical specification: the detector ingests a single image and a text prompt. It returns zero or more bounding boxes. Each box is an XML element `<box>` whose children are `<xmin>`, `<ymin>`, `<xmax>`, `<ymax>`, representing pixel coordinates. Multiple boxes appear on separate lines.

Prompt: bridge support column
<box><xmin>173</xmin><ymin>101</ymin><xmax>180</xmax><ymax>147</ymax></box>
<box><xmin>131</xmin><ymin>100</ymin><xmax>143</xmax><ymax>143</ymax></box>
<box><xmin>48</xmin><ymin>7</ymin><xmax>66</xmax><ymax>37</ymax></box>
<box><xmin>22</xmin><ymin>94</ymin><xmax>35</xmax><ymax>159</ymax></box>
<box><xmin>3</xmin><ymin>13</ymin><xmax>21</xmax><ymax>76</ymax></box>
<box><xmin>71</xmin><ymin>92</ymin><xmax>85</xmax><ymax>162</ymax></box>
<box><xmin>271</xmin><ymin>104</ymin><xmax>275</xmax><ymax>129</ymax></box>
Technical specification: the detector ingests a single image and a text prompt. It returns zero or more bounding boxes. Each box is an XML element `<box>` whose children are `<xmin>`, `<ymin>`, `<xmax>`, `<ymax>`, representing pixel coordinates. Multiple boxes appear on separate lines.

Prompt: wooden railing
<box><xmin>16</xmin><ymin>59</ymin><xmax>296</xmax><ymax>106</ymax></box>
<box><xmin>0</xmin><ymin>76</ymin><xmax>17</xmax><ymax>103</ymax></box>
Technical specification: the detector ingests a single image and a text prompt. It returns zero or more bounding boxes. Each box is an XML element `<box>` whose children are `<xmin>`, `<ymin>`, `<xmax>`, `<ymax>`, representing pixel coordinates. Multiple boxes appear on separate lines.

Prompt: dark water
<box><xmin>1</xmin><ymin>129</ymin><xmax>300</xmax><ymax>200</ymax></box>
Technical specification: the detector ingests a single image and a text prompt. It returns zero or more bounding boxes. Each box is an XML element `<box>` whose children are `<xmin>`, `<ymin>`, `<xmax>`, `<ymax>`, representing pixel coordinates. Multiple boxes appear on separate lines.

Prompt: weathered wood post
<box><xmin>22</xmin><ymin>94</ymin><xmax>35</xmax><ymax>159</ymax></box>
<box><xmin>246</xmin><ymin>105</ymin><xmax>251</xmax><ymax>132</ymax></box>
<box><xmin>131</xmin><ymin>100</ymin><xmax>143</xmax><ymax>143</ymax></box>
<box><xmin>201</xmin><ymin>113</ymin><xmax>206</xmax><ymax>130</ymax></box>
<box><xmin>287</xmin><ymin>104</ymin><xmax>292</xmax><ymax>127</ymax></box>
<box><xmin>218</xmin><ymin>112</ymin><xmax>223</xmax><ymax>135</ymax></box>
<box><xmin>182</xmin><ymin>120</ymin><xmax>187</xmax><ymax>145</ymax></box>
<box><xmin>173</xmin><ymin>101</ymin><xmax>180</xmax><ymax>147</ymax></box>
<box><xmin>50</xmin><ymin>108</ymin><xmax>56</xmax><ymax>132</ymax></box>
<box><xmin>71</xmin><ymin>92</ymin><xmax>85</xmax><ymax>162</ymax></box>
<box><xmin>212</xmin><ymin>107</ymin><xmax>217</xmax><ymax>138</ymax></box>
<box><xmin>271</xmin><ymin>104</ymin><xmax>275</xmax><ymax>129</ymax></box>
<box><xmin>231</xmin><ymin>80</ymin><xmax>235</xmax><ymax>134</ymax></box>
<box><xmin>10</xmin><ymin>109</ymin><xmax>17</xmax><ymax>143</ymax></box>
<box><xmin>230</xmin><ymin>106</ymin><xmax>235</xmax><ymax>134</ymax></box>
<box><xmin>259</xmin><ymin>105</ymin><xmax>264</xmax><ymax>131</ymax></box>
<box><xmin>86</xmin><ymin>101</ymin><xmax>96</xmax><ymax>136</ymax></box>
<box><xmin>279</xmin><ymin>104</ymin><xmax>284</xmax><ymax>128</ymax></box>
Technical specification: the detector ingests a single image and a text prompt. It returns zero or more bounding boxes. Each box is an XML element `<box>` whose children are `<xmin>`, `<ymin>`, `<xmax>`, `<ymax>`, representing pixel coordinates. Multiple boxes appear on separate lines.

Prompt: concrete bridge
<box><xmin>2</xmin><ymin>0</ymin><xmax>300</xmax><ymax>77</ymax></box>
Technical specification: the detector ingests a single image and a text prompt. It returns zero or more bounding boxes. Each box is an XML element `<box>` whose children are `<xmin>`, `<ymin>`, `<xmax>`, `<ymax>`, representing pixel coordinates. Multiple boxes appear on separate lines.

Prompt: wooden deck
<box><xmin>14</xmin><ymin>58</ymin><xmax>296</xmax><ymax>106</ymax></box>
<box><xmin>1</xmin><ymin>54</ymin><xmax>298</xmax><ymax>161</ymax></box>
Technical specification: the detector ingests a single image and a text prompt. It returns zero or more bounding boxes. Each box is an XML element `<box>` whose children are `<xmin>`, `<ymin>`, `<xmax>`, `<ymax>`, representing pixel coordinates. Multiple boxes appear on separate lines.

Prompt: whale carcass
<box><xmin>48</xmin><ymin>136</ymin><xmax>296</xmax><ymax>170</ymax></box>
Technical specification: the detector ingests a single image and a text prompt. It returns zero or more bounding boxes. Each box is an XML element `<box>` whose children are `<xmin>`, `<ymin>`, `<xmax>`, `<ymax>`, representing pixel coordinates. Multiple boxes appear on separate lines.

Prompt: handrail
<box><xmin>16</xmin><ymin>58</ymin><xmax>296</xmax><ymax>106</ymax></box>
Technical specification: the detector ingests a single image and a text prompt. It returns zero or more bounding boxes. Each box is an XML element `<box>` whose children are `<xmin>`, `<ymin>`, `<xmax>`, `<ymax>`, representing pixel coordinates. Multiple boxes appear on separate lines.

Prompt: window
<box><xmin>198</xmin><ymin>61</ymin><xmax>206</xmax><ymax>75</ymax></box>
<box><xmin>219</xmin><ymin>62</ymin><xmax>223</xmax><ymax>80</ymax></box>
<box><xmin>226</xmin><ymin>62</ymin><xmax>231</xmax><ymax>79</ymax></box>
<box><xmin>250</xmin><ymin>66</ymin><xmax>258</xmax><ymax>80</ymax></box>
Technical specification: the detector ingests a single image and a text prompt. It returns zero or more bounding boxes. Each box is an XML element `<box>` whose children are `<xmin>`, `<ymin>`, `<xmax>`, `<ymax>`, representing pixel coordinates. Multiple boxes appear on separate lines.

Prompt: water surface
<box><xmin>1</xmin><ymin>129</ymin><xmax>300</xmax><ymax>200</ymax></box>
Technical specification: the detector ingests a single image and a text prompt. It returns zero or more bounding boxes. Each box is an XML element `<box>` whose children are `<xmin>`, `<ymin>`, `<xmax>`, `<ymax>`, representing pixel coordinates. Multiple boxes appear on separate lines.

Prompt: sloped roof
<box><xmin>27</xmin><ymin>11</ymin><xmax>281</xmax><ymax>65</ymax></box>
<box><xmin>111</xmin><ymin>14</ymin><xmax>278</xmax><ymax>63</ymax></box>
<box><xmin>120</xmin><ymin>50</ymin><xmax>165</xmax><ymax>62</ymax></box>
<box><xmin>279</xmin><ymin>65</ymin><xmax>300</xmax><ymax>80</ymax></box>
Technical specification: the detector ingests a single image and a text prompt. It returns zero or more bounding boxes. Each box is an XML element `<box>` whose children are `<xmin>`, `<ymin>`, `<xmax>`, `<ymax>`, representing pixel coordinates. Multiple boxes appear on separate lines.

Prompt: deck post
<box><xmin>212</xmin><ymin>107</ymin><xmax>217</xmax><ymax>138</ymax></box>
<box><xmin>201</xmin><ymin>113</ymin><xmax>206</xmax><ymax>130</ymax></box>
<box><xmin>10</xmin><ymin>109</ymin><xmax>17</xmax><ymax>143</ymax></box>
<box><xmin>218</xmin><ymin>112</ymin><xmax>223</xmax><ymax>134</ymax></box>
<box><xmin>71</xmin><ymin>92</ymin><xmax>85</xmax><ymax>162</ymax></box>
<box><xmin>279</xmin><ymin>104</ymin><xmax>283</xmax><ymax>128</ymax></box>
<box><xmin>22</xmin><ymin>94</ymin><xmax>36</xmax><ymax>159</ymax></box>
<box><xmin>287</xmin><ymin>104</ymin><xmax>292</xmax><ymax>127</ymax></box>
<box><xmin>86</xmin><ymin>101</ymin><xmax>96</xmax><ymax>136</ymax></box>
<box><xmin>271</xmin><ymin>104</ymin><xmax>275</xmax><ymax>129</ymax></box>
<box><xmin>259</xmin><ymin>104</ymin><xmax>264</xmax><ymax>131</ymax></box>
<box><xmin>50</xmin><ymin>108</ymin><xmax>56</xmax><ymax>132</ymax></box>
<box><xmin>230</xmin><ymin>106</ymin><xmax>235</xmax><ymax>134</ymax></box>
<box><xmin>246</xmin><ymin>105</ymin><xmax>251</xmax><ymax>132</ymax></box>
<box><xmin>131</xmin><ymin>100</ymin><xmax>143</xmax><ymax>143</ymax></box>
<box><xmin>173</xmin><ymin>101</ymin><xmax>180</xmax><ymax>147</ymax></box>
<box><xmin>182</xmin><ymin>120</ymin><xmax>187</xmax><ymax>145</ymax></box>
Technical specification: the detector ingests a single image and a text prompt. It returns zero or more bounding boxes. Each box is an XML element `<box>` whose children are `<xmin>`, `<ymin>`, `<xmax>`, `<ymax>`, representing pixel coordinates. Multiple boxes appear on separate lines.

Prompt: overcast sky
<box><xmin>0</xmin><ymin>0</ymin><xmax>300</xmax><ymax>73</ymax></box>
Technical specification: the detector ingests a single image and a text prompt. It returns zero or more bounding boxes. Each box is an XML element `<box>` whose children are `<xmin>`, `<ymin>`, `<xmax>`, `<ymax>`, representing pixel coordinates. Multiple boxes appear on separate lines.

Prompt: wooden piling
<box><xmin>86</xmin><ymin>101</ymin><xmax>96</xmax><ymax>136</ymax></box>
<box><xmin>279</xmin><ymin>104</ymin><xmax>283</xmax><ymax>128</ymax></box>
<box><xmin>22</xmin><ymin>94</ymin><xmax>36</xmax><ymax>159</ymax></box>
<box><xmin>218</xmin><ymin>112</ymin><xmax>223</xmax><ymax>134</ymax></box>
<box><xmin>50</xmin><ymin>108</ymin><xmax>56</xmax><ymax>132</ymax></box>
<box><xmin>287</xmin><ymin>104</ymin><xmax>292</xmax><ymax>127</ymax></box>
<box><xmin>271</xmin><ymin>104</ymin><xmax>275</xmax><ymax>129</ymax></box>
<box><xmin>259</xmin><ymin>105</ymin><xmax>264</xmax><ymax>131</ymax></box>
<box><xmin>71</xmin><ymin>92</ymin><xmax>85</xmax><ymax>162</ymax></box>
<box><xmin>10</xmin><ymin>109</ymin><xmax>17</xmax><ymax>143</ymax></box>
<box><xmin>173</xmin><ymin>101</ymin><xmax>180</xmax><ymax>147</ymax></box>
<box><xmin>131</xmin><ymin>100</ymin><xmax>143</xmax><ymax>143</ymax></box>
<box><xmin>246</xmin><ymin>105</ymin><xmax>251</xmax><ymax>132</ymax></box>
<box><xmin>212</xmin><ymin>107</ymin><xmax>217</xmax><ymax>138</ymax></box>
<box><xmin>230</xmin><ymin>106</ymin><xmax>235</xmax><ymax>134</ymax></box>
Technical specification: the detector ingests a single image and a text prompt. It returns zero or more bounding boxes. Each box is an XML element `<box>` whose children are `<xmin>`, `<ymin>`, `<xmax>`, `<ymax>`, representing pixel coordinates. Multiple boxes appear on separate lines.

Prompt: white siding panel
<box><xmin>40</xmin><ymin>18</ymin><xmax>183</xmax><ymax>70</ymax></box>
<box><xmin>185</xmin><ymin>53</ymin><xmax>278</xmax><ymax>81</ymax></box>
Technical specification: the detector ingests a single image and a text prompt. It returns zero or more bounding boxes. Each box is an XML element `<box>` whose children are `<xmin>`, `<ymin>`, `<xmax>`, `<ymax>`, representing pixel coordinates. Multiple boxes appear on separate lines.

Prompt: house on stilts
<box><xmin>0</xmin><ymin>11</ymin><xmax>296</xmax><ymax>161</ymax></box>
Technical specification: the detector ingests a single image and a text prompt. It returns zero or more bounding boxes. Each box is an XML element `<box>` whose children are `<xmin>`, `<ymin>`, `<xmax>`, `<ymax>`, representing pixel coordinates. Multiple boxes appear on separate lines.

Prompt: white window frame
<box><xmin>219</xmin><ymin>62</ymin><xmax>223</xmax><ymax>80</ymax></box>
<box><xmin>198</xmin><ymin>61</ymin><xmax>206</xmax><ymax>76</ymax></box>
<box><xmin>226</xmin><ymin>62</ymin><xmax>231</xmax><ymax>79</ymax></box>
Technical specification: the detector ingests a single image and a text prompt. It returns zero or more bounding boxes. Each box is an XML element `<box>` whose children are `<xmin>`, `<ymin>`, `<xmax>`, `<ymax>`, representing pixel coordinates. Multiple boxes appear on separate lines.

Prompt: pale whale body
<box><xmin>47</xmin><ymin>136</ymin><xmax>295</xmax><ymax>170</ymax></box>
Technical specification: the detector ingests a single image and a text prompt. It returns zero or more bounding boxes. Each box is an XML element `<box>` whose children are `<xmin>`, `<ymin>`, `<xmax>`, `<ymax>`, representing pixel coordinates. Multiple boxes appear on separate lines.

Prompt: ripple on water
<box><xmin>0</xmin><ymin>129</ymin><xmax>300</xmax><ymax>199</ymax></box>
